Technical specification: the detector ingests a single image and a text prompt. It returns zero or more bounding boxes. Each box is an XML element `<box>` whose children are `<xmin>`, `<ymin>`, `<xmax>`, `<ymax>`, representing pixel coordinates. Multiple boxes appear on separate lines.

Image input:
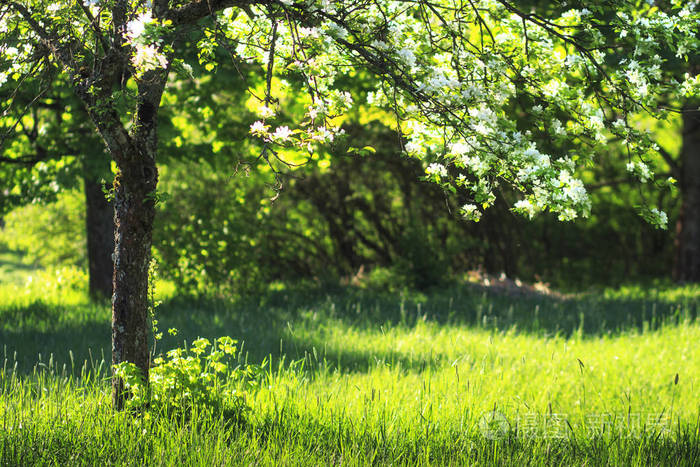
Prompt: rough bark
<box><xmin>674</xmin><ymin>106</ymin><xmax>700</xmax><ymax>282</ymax></box>
<box><xmin>109</xmin><ymin>78</ymin><xmax>166</xmax><ymax>410</ymax></box>
<box><xmin>84</xmin><ymin>166</ymin><xmax>115</xmax><ymax>300</ymax></box>
<box><xmin>111</xmin><ymin>155</ymin><xmax>158</xmax><ymax>409</ymax></box>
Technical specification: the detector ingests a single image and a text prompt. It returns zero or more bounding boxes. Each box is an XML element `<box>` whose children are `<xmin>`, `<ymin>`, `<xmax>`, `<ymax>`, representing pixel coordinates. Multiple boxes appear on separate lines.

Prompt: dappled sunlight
<box><xmin>1</xmin><ymin>258</ymin><xmax>699</xmax><ymax>464</ymax></box>
<box><xmin>272</xmin><ymin>316</ymin><xmax>699</xmax><ymax>426</ymax></box>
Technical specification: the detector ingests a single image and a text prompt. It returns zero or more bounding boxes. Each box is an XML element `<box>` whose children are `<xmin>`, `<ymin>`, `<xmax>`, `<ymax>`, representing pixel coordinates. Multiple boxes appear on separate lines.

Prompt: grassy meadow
<box><xmin>1</xmin><ymin>247</ymin><xmax>699</xmax><ymax>465</ymax></box>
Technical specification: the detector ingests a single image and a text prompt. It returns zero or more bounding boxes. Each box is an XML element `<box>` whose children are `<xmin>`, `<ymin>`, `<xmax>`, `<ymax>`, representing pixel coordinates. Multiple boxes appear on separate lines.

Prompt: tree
<box><xmin>83</xmin><ymin>151</ymin><xmax>115</xmax><ymax>298</ymax></box>
<box><xmin>1</xmin><ymin>0</ymin><xmax>697</xmax><ymax>408</ymax></box>
<box><xmin>674</xmin><ymin>102</ymin><xmax>700</xmax><ymax>282</ymax></box>
<box><xmin>0</xmin><ymin>80</ymin><xmax>114</xmax><ymax>299</ymax></box>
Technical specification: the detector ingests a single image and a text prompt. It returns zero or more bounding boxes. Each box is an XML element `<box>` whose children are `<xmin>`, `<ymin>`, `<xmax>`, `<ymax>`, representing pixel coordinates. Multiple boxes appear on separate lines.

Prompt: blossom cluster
<box><xmin>2</xmin><ymin>0</ymin><xmax>697</xmax><ymax>228</ymax></box>
<box><xmin>123</xmin><ymin>12</ymin><xmax>169</xmax><ymax>75</ymax></box>
<box><xmin>201</xmin><ymin>0</ymin><xmax>698</xmax><ymax>226</ymax></box>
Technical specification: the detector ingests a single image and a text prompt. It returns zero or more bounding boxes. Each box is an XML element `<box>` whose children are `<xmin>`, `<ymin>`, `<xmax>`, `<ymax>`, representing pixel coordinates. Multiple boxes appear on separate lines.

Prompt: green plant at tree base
<box><xmin>113</xmin><ymin>335</ymin><xmax>266</xmax><ymax>419</ymax></box>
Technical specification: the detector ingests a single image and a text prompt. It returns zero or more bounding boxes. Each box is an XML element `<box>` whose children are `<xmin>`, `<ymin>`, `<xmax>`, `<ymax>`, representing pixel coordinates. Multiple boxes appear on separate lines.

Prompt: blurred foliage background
<box><xmin>0</xmin><ymin>54</ymin><xmax>682</xmax><ymax>295</ymax></box>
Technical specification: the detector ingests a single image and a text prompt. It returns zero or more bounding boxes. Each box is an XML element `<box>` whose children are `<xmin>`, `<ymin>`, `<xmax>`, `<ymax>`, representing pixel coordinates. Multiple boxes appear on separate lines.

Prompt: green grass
<box><xmin>1</xmin><ymin>247</ymin><xmax>699</xmax><ymax>465</ymax></box>
<box><xmin>0</xmin><ymin>244</ymin><xmax>40</xmax><ymax>286</ymax></box>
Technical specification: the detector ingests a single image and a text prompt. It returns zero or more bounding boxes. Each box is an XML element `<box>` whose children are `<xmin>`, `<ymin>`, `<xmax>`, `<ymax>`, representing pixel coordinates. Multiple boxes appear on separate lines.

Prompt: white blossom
<box><xmin>250</xmin><ymin>121</ymin><xmax>267</xmax><ymax>135</ymax></box>
<box><xmin>273</xmin><ymin>126</ymin><xmax>293</xmax><ymax>140</ymax></box>
<box><xmin>461</xmin><ymin>204</ymin><xmax>482</xmax><ymax>221</ymax></box>
<box><xmin>131</xmin><ymin>44</ymin><xmax>168</xmax><ymax>72</ymax></box>
<box><xmin>514</xmin><ymin>199</ymin><xmax>538</xmax><ymax>218</ymax></box>
<box><xmin>426</xmin><ymin>163</ymin><xmax>448</xmax><ymax>178</ymax></box>
<box><xmin>126</xmin><ymin>12</ymin><xmax>153</xmax><ymax>39</ymax></box>
<box><xmin>649</xmin><ymin>208</ymin><xmax>668</xmax><ymax>229</ymax></box>
<box><xmin>626</xmin><ymin>160</ymin><xmax>652</xmax><ymax>182</ymax></box>
<box><xmin>396</xmin><ymin>48</ymin><xmax>416</xmax><ymax>67</ymax></box>
<box><xmin>258</xmin><ymin>105</ymin><xmax>276</xmax><ymax>118</ymax></box>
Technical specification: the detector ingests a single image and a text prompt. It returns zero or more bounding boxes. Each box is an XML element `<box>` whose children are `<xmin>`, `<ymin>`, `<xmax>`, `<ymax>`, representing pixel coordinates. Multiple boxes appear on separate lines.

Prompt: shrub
<box><xmin>113</xmin><ymin>336</ymin><xmax>265</xmax><ymax>419</ymax></box>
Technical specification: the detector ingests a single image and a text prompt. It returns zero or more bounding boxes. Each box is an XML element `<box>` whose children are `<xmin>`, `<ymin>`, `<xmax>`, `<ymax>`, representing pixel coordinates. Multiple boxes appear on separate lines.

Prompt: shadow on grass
<box><xmin>0</xmin><ymin>245</ymin><xmax>37</xmax><ymax>268</ymax></box>
<box><xmin>0</xmin><ymin>259</ymin><xmax>36</xmax><ymax>273</ymax></box>
<box><xmin>0</xmin><ymin>247</ymin><xmax>39</xmax><ymax>285</ymax></box>
<box><xmin>1</xmin><ymin>299</ymin><xmax>110</xmax><ymax>374</ymax></box>
<box><xmin>1</xmin><ymin>320</ymin><xmax>110</xmax><ymax>374</ymax></box>
<box><xmin>1</xmin><ymin>283</ymin><xmax>697</xmax><ymax>377</ymax></box>
<box><xmin>152</xmin><ymin>284</ymin><xmax>698</xmax><ymax>374</ymax></box>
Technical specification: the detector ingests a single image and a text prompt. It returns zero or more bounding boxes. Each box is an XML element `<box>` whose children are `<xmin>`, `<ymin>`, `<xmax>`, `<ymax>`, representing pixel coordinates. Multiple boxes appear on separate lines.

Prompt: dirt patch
<box><xmin>464</xmin><ymin>268</ymin><xmax>568</xmax><ymax>299</ymax></box>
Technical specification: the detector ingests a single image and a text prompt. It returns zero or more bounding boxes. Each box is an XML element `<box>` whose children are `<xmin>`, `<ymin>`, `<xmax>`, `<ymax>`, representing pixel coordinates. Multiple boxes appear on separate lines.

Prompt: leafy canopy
<box><xmin>1</xmin><ymin>0</ymin><xmax>698</xmax><ymax>226</ymax></box>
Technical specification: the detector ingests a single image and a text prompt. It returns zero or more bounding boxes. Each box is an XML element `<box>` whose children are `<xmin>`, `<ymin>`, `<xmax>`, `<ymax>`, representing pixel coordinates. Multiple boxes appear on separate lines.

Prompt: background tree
<box><xmin>0</xmin><ymin>79</ymin><xmax>114</xmax><ymax>298</ymax></box>
<box><xmin>674</xmin><ymin>102</ymin><xmax>700</xmax><ymax>282</ymax></box>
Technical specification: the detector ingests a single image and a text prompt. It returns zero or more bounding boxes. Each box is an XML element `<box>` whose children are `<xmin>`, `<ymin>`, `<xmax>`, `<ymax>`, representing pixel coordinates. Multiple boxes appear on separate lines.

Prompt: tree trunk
<box><xmin>83</xmin><ymin>165</ymin><xmax>115</xmax><ymax>300</ymax></box>
<box><xmin>111</xmin><ymin>153</ymin><xmax>158</xmax><ymax>409</ymax></box>
<box><xmin>674</xmin><ymin>106</ymin><xmax>700</xmax><ymax>282</ymax></box>
<box><xmin>107</xmin><ymin>79</ymin><xmax>165</xmax><ymax>410</ymax></box>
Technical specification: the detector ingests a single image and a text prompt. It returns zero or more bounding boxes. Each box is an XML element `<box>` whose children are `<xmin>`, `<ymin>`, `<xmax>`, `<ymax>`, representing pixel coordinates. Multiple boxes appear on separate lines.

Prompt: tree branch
<box><xmin>75</xmin><ymin>0</ymin><xmax>110</xmax><ymax>53</ymax></box>
<box><xmin>586</xmin><ymin>172</ymin><xmax>673</xmax><ymax>191</ymax></box>
<box><xmin>656</xmin><ymin>145</ymin><xmax>680</xmax><ymax>178</ymax></box>
<box><xmin>165</xmin><ymin>0</ymin><xmax>259</xmax><ymax>26</ymax></box>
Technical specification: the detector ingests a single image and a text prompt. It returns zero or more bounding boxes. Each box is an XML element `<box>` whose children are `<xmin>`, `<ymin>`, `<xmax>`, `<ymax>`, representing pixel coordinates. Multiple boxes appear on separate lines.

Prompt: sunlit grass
<box><xmin>601</xmin><ymin>280</ymin><xmax>700</xmax><ymax>304</ymax></box>
<box><xmin>1</xmin><ymin>249</ymin><xmax>698</xmax><ymax>465</ymax></box>
<box><xmin>0</xmin><ymin>245</ymin><xmax>41</xmax><ymax>287</ymax></box>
